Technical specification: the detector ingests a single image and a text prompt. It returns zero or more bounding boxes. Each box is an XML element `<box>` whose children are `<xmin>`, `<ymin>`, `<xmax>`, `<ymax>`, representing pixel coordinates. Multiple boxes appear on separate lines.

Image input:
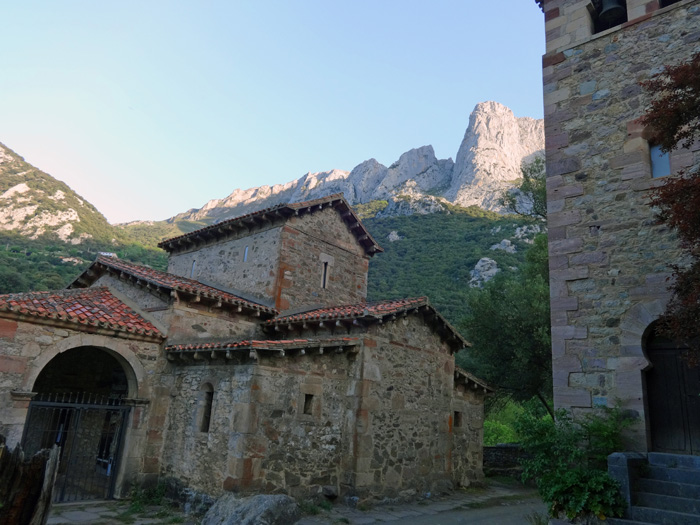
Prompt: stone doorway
<box><xmin>21</xmin><ymin>347</ymin><xmax>133</xmax><ymax>502</ymax></box>
<box><xmin>645</xmin><ymin>333</ymin><xmax>700</xmax><ymax>455</ymax></box>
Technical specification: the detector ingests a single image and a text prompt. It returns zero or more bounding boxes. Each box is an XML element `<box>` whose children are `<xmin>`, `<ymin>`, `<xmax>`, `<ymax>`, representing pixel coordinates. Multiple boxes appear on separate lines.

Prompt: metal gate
<box><xmin>22</xmin><ymin>393</ymin><xmax>130</xmax><ymax>502</ymax></box>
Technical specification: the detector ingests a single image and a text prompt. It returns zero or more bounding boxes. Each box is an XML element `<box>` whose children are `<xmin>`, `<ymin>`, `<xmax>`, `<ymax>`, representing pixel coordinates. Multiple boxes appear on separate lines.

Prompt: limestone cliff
<box><xmin>168</xmin><ymin>101</ymin><xmax>543</xmax><ymax>224</ymax></box>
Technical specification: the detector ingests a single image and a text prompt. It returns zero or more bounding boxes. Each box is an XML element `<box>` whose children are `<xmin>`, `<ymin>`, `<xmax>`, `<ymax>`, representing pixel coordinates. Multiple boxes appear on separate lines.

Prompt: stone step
<box><xmin>646</xmin><ymin>465</ymin><xmax>700</xmax><ymax>485</ymax></box>
<box><xmin>634</xmin><ymin>491</ymin><xmax>700</xmax><ymax>515</ymax></box>
<box><xmin>648</xmin><ymin>452</ymin><xmax>700</xmax><ymax>471</ymax></box>
<box><xmin>606</xmin><ymin>519</ymin><xmax>656</xmax><ymax>525</ymax></box>
<box><xmin>627</xmin><ymin>505</ymin><xmax>700</xmax><ymax>525</ymax></box>
<box><xmin>637</xmin><ymin>477</ymin><xmax>700</xmax><ymax>499</ymax></box>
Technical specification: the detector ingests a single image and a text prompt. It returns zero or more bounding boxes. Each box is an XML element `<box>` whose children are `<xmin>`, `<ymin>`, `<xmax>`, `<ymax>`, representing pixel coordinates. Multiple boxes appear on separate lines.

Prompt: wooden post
<box><xmin>0</xmin><ymin>436</ymin><xmax>60</xmax><ymax>525</ymax></box>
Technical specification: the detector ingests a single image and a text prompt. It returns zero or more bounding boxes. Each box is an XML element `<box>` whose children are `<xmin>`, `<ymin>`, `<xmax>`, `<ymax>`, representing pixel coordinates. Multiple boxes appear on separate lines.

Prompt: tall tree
<box><xmin>457</xmin><ymin>233</ymin><xmax>553</xmax><ymax>416</ymax></box>
<box><xmin>641</xmin><ymin>51</ymin><xmax>700</xmax><ymax>364</ymax></box>
<box><xmin>499</xmin><ymin>157</ymin><xmax>547</xmax><ymax>222</ymax></box>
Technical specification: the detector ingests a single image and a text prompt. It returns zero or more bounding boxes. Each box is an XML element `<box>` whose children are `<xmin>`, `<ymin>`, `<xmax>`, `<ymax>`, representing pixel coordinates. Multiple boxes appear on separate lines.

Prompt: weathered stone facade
<box><xmin>0</xmin><ymin>316</ymin><xmax>165</xmax><ymax>496</ymax></box>
<box><xmin>540</xmin><ymin>0</ymin><xmax>700</xmax><ymax>450</ymax></box>
<box><xmin>0</xmin><ymin>194</ymin><xmax>489</xmax><ymax>503</ymax></box>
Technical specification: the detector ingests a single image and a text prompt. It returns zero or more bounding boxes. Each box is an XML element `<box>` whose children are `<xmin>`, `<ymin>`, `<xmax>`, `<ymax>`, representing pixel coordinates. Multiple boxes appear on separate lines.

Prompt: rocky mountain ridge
<box><xmin>165</xmin><ymin>101</ymin><xmax>543</xmax><ymax>225</ymax></box>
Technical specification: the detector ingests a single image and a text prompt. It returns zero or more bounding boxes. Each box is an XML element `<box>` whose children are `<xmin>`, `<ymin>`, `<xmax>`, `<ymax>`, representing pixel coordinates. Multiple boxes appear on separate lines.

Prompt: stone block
<box><xmin>0</xmin><ymin>355</ymin><xmax>26</xmax><ymax>374</ymax></box>
<box><xmin>0</xmin><ymin>319</ymin><xmax>17</xmax><ymax>339</ymax></box>
<box><xmin>554</xmin><ymin>386</ymin><xmax>591</xmax><ymax>408</ymax></box>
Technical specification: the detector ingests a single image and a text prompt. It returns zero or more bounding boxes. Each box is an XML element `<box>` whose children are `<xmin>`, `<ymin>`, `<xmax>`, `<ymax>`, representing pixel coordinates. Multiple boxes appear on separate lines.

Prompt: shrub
<box><xmin>516</xmin><ymin>406</ymin><xmax>634</xmax><ymax>521</ymax></box>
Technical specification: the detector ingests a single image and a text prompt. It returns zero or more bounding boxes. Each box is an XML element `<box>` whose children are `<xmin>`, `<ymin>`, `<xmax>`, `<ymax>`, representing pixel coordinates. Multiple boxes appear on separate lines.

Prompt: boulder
<box><xmin>202</xmin><ymin>493</ymin><xmax>301</xmax><ymax>525</ymax></box>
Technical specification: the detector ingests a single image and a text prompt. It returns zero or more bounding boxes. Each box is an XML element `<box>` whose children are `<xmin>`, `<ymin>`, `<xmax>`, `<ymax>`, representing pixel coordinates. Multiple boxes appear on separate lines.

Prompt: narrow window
<box><xmin>321</xmin><ymin>261</ymin><xmax>329</xmax><ymax>289</ymax></box>
<box><xmin>454</xmin><ymin>411</ymin><xmax>463</xmax><ymax>428</ymax></box>
<box><xmin>198</xmin><ymin>384</ymin><xmax>214</xmax><ymax>433</ymax></box>
<box><xmin>660</xmin><ymin>0</ymin><xmax>682</xmax><ymax>7</ymax></box>
<box><xmin>243</xmin><ymin>245</ymin><xmax>249</xmax><ymax>262</ymax></box>
<box><xmin>190</xmin><ymin>260</ymin><xmax>197</xmax><ymax>278</ymax></box>
<box><xmin>303</xmin><ymin>394</ymin><xmax>314</xmax><ymax>415</ymax></box>
<box><xmin>650</xmin><ymin>144</ymin><xmax>671</xmax><ymax>178</ymax></box>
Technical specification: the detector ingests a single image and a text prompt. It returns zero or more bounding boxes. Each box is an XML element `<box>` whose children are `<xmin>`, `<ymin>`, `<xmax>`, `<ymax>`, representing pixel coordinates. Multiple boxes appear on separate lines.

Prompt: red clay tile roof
<box><xmin>72</xmin><ymin>256</ymin><xmax>276</xmax><ymax>316</ymax></box>
<box><xmin>269</xmin><ymin>297</ymin><xmax>430</xmax><ymax>324</ymax></box>
<box><xmin>268</xmin><ymin>296</ymin><xmax>469</xmax><ymax>349</ymax></box>
<box><xmin>0</xmin><ymin>287</ymin><xmax>163</xmax><ymax>339</ymax></box>
<box><xmin>157</xmin><ymin>193</ymin><xmax>383</xmax><ymax>256</ymax></box>
<box><xmin>166</xmin><ymin>337</ymin><xmax>359</xmax><ymax>353</ymax></box>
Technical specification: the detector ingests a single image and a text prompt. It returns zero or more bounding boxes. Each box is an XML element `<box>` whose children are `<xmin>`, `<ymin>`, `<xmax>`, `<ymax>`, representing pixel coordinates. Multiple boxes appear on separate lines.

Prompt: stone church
<box><xmin>0</xmin><ymin>193</ymin><xmax>489</xmax><ymax>503</ymax></box>
<box><xmin>538</xmin><ymin>0</ymin><xmax>700</xmax><ymax>455</ymax></box>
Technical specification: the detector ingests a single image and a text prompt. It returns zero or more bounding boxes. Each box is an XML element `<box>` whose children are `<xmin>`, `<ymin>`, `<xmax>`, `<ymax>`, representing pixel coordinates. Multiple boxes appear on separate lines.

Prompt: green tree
<box><xmin>499</xmin><ymin>157</ymin><xmax>547</xmax><ymax>221</ymax></box>
<box><xmin>641</xmin><ymin>51</ymin><xmax>700</xmax><ymax>364</ymax></box>
<box><xmin>457</xmin><ymin>233</ymin><xmax>553</xmax><ymax>416</ymax></box>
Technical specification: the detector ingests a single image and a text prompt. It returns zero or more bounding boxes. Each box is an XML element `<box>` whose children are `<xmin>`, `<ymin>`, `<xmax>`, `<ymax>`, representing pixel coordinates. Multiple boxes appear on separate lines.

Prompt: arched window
<box><xmin>197</xmin><ymin>383</ymin><xmax>214</xmax><ymax>433</ymax></box>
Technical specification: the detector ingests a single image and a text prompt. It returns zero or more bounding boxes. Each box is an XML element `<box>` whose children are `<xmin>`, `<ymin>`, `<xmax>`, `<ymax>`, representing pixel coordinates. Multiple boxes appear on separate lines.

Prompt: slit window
<box><xmin>243</xmin><ymin>246</ymin><xmax>249</xmax><ymax>262</ymax></box>
<box><xmin>190</xmin><ymin>260</ymin><xmax>197</xmax><ymax>278</ymax></box>
<box><xmin>454</xmin><ymin>411</ymin><xmax>463</xmax><ymax>428</ymax></box>
<box><xmin>303</xmin><ymin>394</ymin><xmax>314</xmax><ymax>415</ymax></box>
<box><xmin>650</xmin><ymin>144</ymin><xmax>671</xmax><ymax>178</ymax></box>
<box><xmin>198</xmin><ymin>384</ymin><xmax>214</xmax><ymax>433</ymax></box>
<box><xmin>321</xmin><ymin>262</ymin><xmax>329</xmax><ymax>289</ymax></box>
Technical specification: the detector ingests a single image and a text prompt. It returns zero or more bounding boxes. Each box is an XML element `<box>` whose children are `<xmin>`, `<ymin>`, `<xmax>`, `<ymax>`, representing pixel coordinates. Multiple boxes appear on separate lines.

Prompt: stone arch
<box><xmin>619</xmin><ymin>299</ymin><xmax>667</xmax><ymax>367</ymax></box>
<box><xmin>23</xmin><ymin>334</ymin><xmax>147</xmax><ymax>399</ymax></box>
<box><xmin>616</xmin><ymin>300</ymin><xmax>670</xmax><ymax>451</ymax></box>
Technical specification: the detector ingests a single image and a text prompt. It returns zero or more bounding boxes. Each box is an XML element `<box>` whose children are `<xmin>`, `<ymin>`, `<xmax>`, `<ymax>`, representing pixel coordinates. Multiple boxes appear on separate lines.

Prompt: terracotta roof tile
<box><xmin>269</xmin><ymin>297</ymin><xmax>429</xmax><ymax>324</ymax></box>
<box><xmin>75</xmin><ymin>256</ymin><xmax>276</xmax><ymax>316</ymax></box>
<box><xmin>158</xmin><ymin>193</ymin><xmax>382</xmax><ymax>256</ymax></box>
<box><xmin>0</xmin><ymin>287</ymin><xmax>163</xmax><ymax>339</ymax></box>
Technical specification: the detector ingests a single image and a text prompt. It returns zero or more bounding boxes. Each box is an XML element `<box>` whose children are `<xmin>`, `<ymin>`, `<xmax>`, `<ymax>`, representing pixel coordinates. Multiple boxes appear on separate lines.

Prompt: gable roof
<box><xmin>157</xmin><ymin>193</ymin><xmax>383</xmax><ymax>257</ymax></box>
<box><xmin>70</xmin><ymin>256</ymin><xmax>277</xmax><ymax>317</ymax></box>
<box><xmin>268</xmin><ymin>297</ymin><xmax>469</xmax><ymax>350</ymax></box>
<box><xmin>0</xmin><ymin>287</ymin><xmax>163</xmax><ymax>341</ymax></box>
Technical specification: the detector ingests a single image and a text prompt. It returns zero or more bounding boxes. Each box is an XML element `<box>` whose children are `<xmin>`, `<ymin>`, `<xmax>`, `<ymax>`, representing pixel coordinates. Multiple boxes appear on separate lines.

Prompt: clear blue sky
<box><xmin>1</xmin><ymin>1</ymin><xmax>545</xmax><ymax>224</ymax></box>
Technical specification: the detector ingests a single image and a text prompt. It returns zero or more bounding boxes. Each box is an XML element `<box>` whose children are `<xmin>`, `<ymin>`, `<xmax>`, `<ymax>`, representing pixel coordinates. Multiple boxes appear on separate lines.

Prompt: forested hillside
<box><xmin>0</xmin><ymin>207</ymin><xmax>536</xmax><ymax>327</ymax></box>
<box><xmin>365</xmin><ymin>211</ymin><xmax>534</xmax><ymax>324</ymax></box>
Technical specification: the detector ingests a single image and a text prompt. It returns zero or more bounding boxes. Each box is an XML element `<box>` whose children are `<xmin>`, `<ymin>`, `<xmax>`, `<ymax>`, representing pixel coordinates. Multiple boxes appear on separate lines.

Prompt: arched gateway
<box><xmin>22</xmin><ymin>346</ymin><xmax>134</xmax><ymax>502</ymax></box>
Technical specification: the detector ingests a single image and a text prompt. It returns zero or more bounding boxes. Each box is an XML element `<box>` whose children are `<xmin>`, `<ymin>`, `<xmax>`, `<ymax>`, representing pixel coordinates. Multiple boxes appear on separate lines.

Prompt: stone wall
<box><xmin>541</xmin><ymin>0</ymin><xmax>700</xmax><ymax>449</ymax></box>
<box><xmin>158</xmin><ymin>314</ymin><xmax>485</xmax><ymax>501</ymax></box>
<box><xmin>277</xmin><ymin>208</ymin><xmax>369</xmax><ymax>312</ymax></box>
<box><xmin>159</xmin><ymin>351</ymin><xmax>360</xmax><ymax>499</ymax></box>
<box><xmin>166</xmin><ymin>303</ymin><xmax>262</xmax><ymax>344</ymax></box>
<box><xmin>0</xmin><ymin>319</ymin><xmax>166</xmax><ymax>495</ymax></box>
<box><xmin>356</xmin><ymin>315</ymin><xmax>483</xmax><ymax>498</ymax></box>
<box><xmin>167</xmin><ymin>225</ymin><xmax>283</xmax><ymax>305</ymax></box>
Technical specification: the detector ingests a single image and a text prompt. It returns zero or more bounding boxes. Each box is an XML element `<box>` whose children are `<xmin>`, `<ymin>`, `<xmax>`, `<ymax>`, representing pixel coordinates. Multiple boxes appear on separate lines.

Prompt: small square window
<box><xmin>303</xmin><ymin>394</ymin><xmax>314</xmax><ymax>415</ymax></box>
<box><xmin>453</xmin><ymin>411</ymin><xmax>463</xmax><ymax>428</ymax></box>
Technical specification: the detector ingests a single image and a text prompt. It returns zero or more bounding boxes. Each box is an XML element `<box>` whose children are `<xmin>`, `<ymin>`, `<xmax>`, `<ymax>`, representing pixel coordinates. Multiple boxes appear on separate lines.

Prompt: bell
<box><xmin>598</xmin><ymin>0</ymin><xmax>626</xmax><ymax>27</ymax></box>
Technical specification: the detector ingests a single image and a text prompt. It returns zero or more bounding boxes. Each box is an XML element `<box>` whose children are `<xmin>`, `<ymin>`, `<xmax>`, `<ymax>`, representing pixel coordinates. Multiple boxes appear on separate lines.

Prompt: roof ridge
<box><xmin>157</xmin><ymin>193</ymin><xmax>383</xmax><ymax>256</ymax></box>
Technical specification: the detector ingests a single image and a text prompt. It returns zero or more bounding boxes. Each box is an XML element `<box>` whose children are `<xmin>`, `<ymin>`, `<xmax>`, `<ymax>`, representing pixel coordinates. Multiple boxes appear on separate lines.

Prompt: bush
<box><xmin>516</xmin><ymin>406</ymin><xmax>634</xmax><ymax>521</ymax></box>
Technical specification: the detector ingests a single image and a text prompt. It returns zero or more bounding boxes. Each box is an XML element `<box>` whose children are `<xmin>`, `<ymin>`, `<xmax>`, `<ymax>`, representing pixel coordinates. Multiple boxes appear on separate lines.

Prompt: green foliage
<box><xmin>354</xmin><ymin>200</ymin><xmax>389</xmax><ymax>219</ymax></box>
<box><xmin>0</xmin><ymin>232</ymin><xmax>167</xmax><ymax>294</ymax></box>
<box><xmin>364</xmin><ymin>213</ymin><xmax>533</xmax><ymax>324</ymax></box>
<box><xmin>117</xmin><ymin>218</ymin><xmax>213</xmax><ymax>247</ymax></box>
<box><xmin>456</xmin><ymin>234</ymin><xmax>552</xmax><ymax>412</ymax></box>
<box><xmin>499</xmin><ymin>157</ymin><xmax>547</xmax><ymax>221</ymax></box>
<box><xmin>128</xmin><ymin>483</ymin><xmax>166</xmax><ymax>513</ymax></box>
<box><xmin>484</xmin><ymin>421</ymin><xmax>518</xmax><ymax>446</ymax></box>
<box><xmin>516</xmin><ymin>406</ymin><xmax>634</xmax><ymax>521</ymax></box>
